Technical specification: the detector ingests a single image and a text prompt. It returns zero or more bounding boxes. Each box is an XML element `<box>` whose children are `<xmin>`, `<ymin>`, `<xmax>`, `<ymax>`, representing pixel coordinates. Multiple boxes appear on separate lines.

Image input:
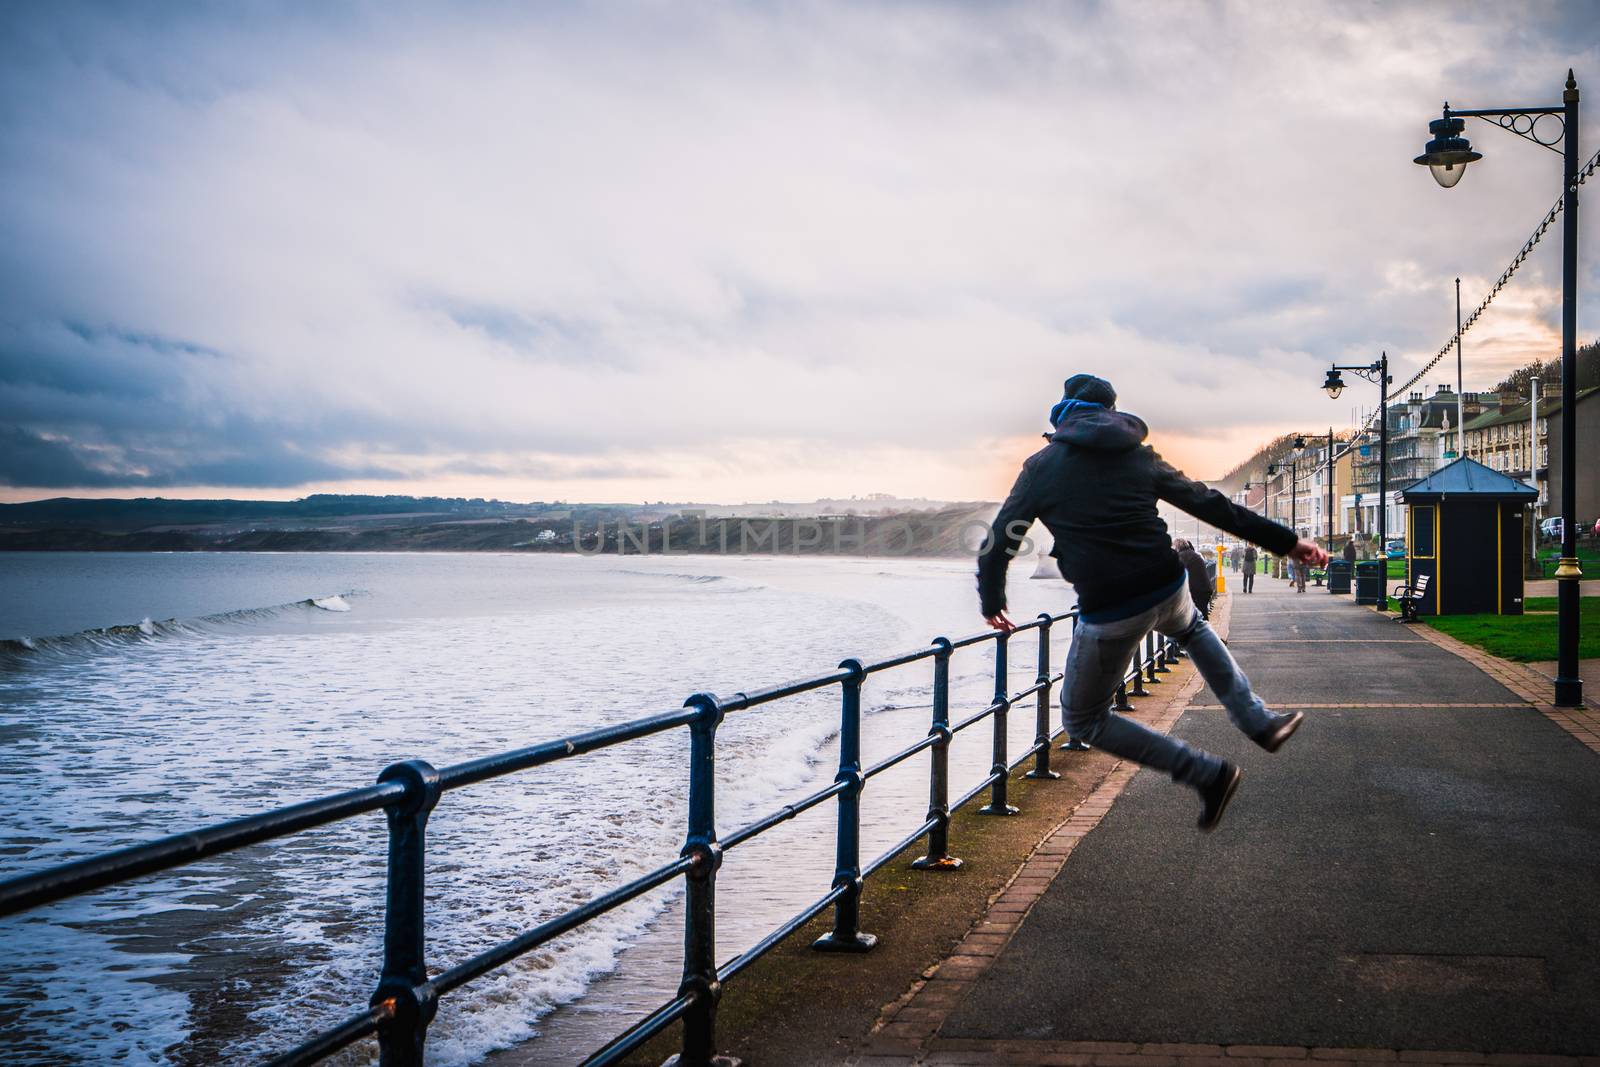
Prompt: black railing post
<box><xmin>1026</xmin><ymin>615</ymin><xmax>1060</xmax><ymax>779</ymax></box>
<box><xmin>979</xmin><ymin>634</ymin><xmax>1020</xmax><ymax>816</ymax></box>
<box><xmin>913</xmin><ymin>638</ymin><xmax>962</xmax><ymax>871</ymax></box>
<box><xmin>1128</xmin><ymin>647</ymin><xmax>1147</xmax><ymax>697</ymax></box>
<box><xmin>1152</xmin><ymin>630</ymin><xmax>1171</xmax><ymax>674</ymax></box>
<box><xmin>1062</xmin><ymin>614</ymin><xmax>1092</xmax><ymax>750</ymax></box>
<box><xmin>676</xmin><ymin>693</ymin><xmax>730</xmax><ymax>1066</ymax></box>
<box><xmin>1113</xmin><ymin>627</ymin><xmax>1133</xmax><ymax>709</ymax></box>
<box><xmin>372</xmin><ymin>759</ymin><xmax>442</xmax><ymax>1067</ymax></box>
<box><xmin>1115</xmin><ymin>676</ymin><xmax>1134</xmax><ymax>705</ymax></box>
<box><xmin>814</xmin><ymin>661</ymin><xmax>878</xmax><ymax>952</ymax></box>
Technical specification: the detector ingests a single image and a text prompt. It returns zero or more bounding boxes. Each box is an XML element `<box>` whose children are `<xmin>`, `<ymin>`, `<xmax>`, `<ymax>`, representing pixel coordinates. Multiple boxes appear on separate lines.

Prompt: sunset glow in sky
<box><xmin>2</xmin><ymin>2</ymin><xmax>1596</xmax><ymax>504</ymax></box>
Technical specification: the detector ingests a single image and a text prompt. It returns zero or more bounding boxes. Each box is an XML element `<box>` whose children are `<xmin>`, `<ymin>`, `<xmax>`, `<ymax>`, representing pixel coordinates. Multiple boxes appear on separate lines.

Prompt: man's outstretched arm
<box><xmin>1152</xmin><ymin>452</ymin><xmax>1326</xmax><ymax>564</ymax></box>
<box><xmin>976</xmin><ymin>465</ymin><xmax>1039</xmax><ymax>630</ymax></box>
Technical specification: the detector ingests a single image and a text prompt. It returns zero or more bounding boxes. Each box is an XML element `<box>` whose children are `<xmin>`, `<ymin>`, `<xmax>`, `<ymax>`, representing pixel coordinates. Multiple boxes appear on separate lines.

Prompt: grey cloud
<box><xmin>436</xmin><ymin>458</ymin><xmax>671</xmax><ymax>481</ymax></box>
<box><xmin>2</xmin><ymin>1</ymin><xmax>1598</xmax><ymax>495</ymax></box>
<box><xmin>414</xmin><ymin>295</ymin><xmax>633</xmax><ymax>368</ymax></box>
<box><xmin>0</xmin><ymin>423</ymin><xmax>403</xmax><ymax>489</ymax></box>
<box><xmin>0</xmin><ymin>426</ymin><xmax>130</xmax><ymax>488</ymax></box>
<box><xmin>62</xmin><ymin>322</ymin><xmax>228</xmax><ymax>361</ymax></box>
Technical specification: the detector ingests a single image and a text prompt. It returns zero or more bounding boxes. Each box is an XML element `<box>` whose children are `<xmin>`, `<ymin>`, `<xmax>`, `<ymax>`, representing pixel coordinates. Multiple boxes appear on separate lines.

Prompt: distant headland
<box><xmin>0</xmin><ymin>494</ymin><xmax>998</xmax><ymax>557</ymax></box>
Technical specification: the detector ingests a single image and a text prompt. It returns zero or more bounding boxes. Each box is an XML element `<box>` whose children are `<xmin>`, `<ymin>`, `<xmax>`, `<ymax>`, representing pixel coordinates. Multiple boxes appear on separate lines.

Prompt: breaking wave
<box><xmin>0</xmin><ymin>592</ymin><xmax>361</xmax><ymax>667</ymax></box>
<box><xmin>613</xmin><ymin>570</ymin><xmax>766</xmax><ymax>594</ymax></box>
<box><xmin>617</xmin><ymin>570</ymin><xmax>727</xmax><ymax>583</ymax></box>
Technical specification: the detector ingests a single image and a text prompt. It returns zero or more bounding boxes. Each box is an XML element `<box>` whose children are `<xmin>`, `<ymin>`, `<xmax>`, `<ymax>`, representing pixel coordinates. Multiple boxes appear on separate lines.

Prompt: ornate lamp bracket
<box><xmin>1334</xmin><ymin>361</ymin><xmax>1386</xmax><ymax>386</ymax></box>
<box><xmin>1448</xmin><ymin>102</ymin><xmax>1567</xmax><ymax>156</ymax></box>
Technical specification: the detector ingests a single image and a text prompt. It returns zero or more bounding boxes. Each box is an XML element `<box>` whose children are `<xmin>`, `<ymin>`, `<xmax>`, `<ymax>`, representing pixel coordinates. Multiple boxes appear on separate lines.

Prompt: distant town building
<box><xmin>1304</xmin><ymin>440</ymin><xmax>1355</xmax><ymax>542</ymax></box>
<box><xmin>1225</xmin><ymin>377</ymin><xmax>1593</xmax><ymax>553</ymax></box>
<box><xmin>1346</xmin><ymin>384</ymin><xmax>1494</xmax><ymax>540</ymax></box>
<box><xmin>1443</xmin><ymin>385</ymin><xmax>1600</xmax><ymax>528</ymax></box>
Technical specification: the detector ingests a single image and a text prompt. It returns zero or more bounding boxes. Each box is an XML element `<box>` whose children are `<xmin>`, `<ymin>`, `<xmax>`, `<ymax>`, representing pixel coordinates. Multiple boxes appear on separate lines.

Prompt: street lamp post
<box><xmin>1453</xmin><ymin>277</ymin><xmax>1463</xmax><ymax>455</ymax></box>
<box><xmin>1267</xmin><ymin>459</ymin><xmax>1297</xmax><ymax>536</ymax></box>
<box><xmin>1326</xmin><ymin>429</ymin><xmax>1336</xmax><ymax>547</ymax></box>
<box><xmin>1413</xmin><ymin>71</ymin><xmax>1582</xmax><ymax>706</ymax></box>
<box><xmin>1241</xmin><ymin>480</ymin><xmax>1263</xmax><ymax>518</ymax></box>
<box><xmin>1323</xmin><ymin>354</ymin><xmax>1391</xmax><ymax>611</ymax></box>
<box><xmin>1286</xmin><ymin>431</ymin><xmax>1338</xmax><ymax>546</ymax></box>
<box><xmin>1267</xmin><ymin>455</ymin><xmax>1304</xmax><ymax>582</ymax></box>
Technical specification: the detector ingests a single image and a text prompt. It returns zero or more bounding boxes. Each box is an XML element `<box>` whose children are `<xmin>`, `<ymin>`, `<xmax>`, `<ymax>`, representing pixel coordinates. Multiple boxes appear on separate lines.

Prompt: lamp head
<box><xmin>1323</xmin><ymin>368</ymin><xmax>1346</xmax><ymax>399</ymax></box>
<box><xmin>1413</xmin><ymin>112</ymin><xmax>1481</xmax><ymax>188</ymax></box>
<box><xmin>1293</xmin><ymin>435</ymin><xmax>1307</xmax><ymax>450</ymax></box>
<box><xmin>1267</xmin><ymin>463</ymin><xmax>1278</xmax><ymax>476</ymax></box>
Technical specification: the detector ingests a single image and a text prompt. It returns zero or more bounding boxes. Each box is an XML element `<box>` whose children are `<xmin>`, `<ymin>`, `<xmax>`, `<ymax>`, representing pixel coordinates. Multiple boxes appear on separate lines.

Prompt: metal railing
<box><xmin>0</xmin><ymin>611</ymin><xmax>1180</xmax><ymax>1066</ymax></box>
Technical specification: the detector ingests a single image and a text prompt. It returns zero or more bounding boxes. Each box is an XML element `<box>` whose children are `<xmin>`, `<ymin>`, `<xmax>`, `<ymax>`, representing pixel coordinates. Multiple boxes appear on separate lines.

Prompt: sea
<box><xmin>0</xmin><ymin>551</ymin><xmax>1075</xmax><ymax>1066</ymax></box>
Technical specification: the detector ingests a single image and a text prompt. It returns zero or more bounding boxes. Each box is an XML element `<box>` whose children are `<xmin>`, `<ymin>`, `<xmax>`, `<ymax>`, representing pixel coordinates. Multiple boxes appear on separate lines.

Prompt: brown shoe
<box><xmin>1254</xmin><ymin>710</ymin><xmax>1305</xmax><ymax>753</ymax></box>
<box><xmin>1197</xmin><ymin>763</ymin><xmax>1242</xmax><ymax>832</ymax></box>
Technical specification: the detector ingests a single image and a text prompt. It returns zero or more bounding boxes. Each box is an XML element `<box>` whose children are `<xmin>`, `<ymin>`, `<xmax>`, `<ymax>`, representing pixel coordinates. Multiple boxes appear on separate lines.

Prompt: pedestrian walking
<box><xmin>1342</xmin><ymin>540</ymin><xmax>1357</xmax><ymax>565</ymax></box>
<box><xmin>1175</xmin><ymin>539</ymin><xmax>1213</xmax><ymax>618</ymax></box>
<box><xmin>977</xmin><ymin>374</ymin><xmax>1326</xmax><ymax>830</ymax></box>
<box><xmin>1242</xmin><ymin>545</ymin><xmax>1257</xmax><ymax>593</ymax></box>
<box><xmin>1293</xmin><ymin>555</ymin><xmax>1308</xmax><ymax>593</ymax></box>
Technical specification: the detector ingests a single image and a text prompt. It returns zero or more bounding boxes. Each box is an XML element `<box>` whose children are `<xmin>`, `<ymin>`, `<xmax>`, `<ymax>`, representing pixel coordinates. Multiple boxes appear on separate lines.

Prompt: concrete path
<box><xmin>857</xmin><ymin>580</ymin><xmax>1600</xmax><ymax>1066</ymax></box>
<box><xmin>1525</xmin><ymin>578</ymin><xmax>1599</xmax><ymax>597</ymax></box>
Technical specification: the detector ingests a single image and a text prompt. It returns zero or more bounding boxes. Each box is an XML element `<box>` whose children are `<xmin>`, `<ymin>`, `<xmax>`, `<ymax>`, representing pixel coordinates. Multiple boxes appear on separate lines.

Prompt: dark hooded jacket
<box><xmin>1177</xmin><ymin>543</ymin><xmax>1213</xmax><ymax>617</ymax></box>
<box><xmin>977</xmin><ymin>407</ymin><xmax>1297</xmax><ymax>618</ymax></box>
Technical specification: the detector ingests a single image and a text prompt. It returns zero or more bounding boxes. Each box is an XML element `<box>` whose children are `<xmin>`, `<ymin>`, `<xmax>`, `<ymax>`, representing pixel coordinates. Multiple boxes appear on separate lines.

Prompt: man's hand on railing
<box><xmin>1288</xmin><ymin>539</ymin><xmax>1329</xmax><ymax>568</ymax></box>
<box><xmin>984</xmin><ymin>612</ymin><xmax>1016</xmax><ymax>633</ymax></box>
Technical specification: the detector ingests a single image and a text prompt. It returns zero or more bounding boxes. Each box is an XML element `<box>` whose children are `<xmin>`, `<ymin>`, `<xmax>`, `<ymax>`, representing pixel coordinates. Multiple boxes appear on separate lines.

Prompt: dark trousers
<box><xmin>1241</xmin><ymin>567</ymin><xmax>1255</xmax><ymax>593</ymax></box>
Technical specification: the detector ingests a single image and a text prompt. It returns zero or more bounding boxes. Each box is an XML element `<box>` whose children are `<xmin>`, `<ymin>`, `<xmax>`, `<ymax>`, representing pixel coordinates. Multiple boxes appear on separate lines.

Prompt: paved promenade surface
<box><xmin>856</xmin><ymin>580</ymin><xmax>1600</xmax><ymax>1066</ymax></box>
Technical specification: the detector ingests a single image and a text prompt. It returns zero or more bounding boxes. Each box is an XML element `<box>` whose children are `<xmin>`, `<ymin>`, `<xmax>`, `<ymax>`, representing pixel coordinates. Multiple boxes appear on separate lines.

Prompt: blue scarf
<box><xmin>1049</xmin><ymin>397</ymin><xmax>1104</xmax><ymax>427</ymax></box>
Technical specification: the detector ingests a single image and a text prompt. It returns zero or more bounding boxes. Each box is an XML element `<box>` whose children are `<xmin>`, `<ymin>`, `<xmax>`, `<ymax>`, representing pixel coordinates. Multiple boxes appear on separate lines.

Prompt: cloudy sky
<box><xmin>2</xmin><ymin>1</ymin><xmax>1597</xmax><ymax>504</ymax></box>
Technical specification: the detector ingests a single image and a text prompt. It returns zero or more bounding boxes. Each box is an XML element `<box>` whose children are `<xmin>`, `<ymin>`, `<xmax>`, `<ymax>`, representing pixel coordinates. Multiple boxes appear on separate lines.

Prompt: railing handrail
<box><xmin>0</xmin><ymin>605</ymin><xmax>1183</xmax><ymax>1067</ymax></box>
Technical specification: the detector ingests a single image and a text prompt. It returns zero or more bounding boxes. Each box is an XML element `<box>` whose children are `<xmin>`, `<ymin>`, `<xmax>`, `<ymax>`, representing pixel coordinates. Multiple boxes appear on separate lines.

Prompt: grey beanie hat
<box><xmin>1062</xmin><ymin>373</ymin><xmax>1117</xmax><ymax>408</ymax></box>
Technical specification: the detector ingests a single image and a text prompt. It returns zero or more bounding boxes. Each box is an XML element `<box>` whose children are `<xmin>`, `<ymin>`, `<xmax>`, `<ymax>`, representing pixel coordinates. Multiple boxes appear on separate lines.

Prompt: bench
<box><xmin>1392</xmin><ymin>572</ymin><xmax>1430</xmax><ymax>622</ymax></box>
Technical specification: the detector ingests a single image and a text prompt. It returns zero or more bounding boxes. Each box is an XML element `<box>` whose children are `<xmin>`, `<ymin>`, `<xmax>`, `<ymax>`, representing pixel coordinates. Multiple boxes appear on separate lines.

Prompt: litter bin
<box><xmin>1326</xmin><ymin>558</ymin><xmax>1352</xmax><ymax>594</ymax></box>
<box><xmin>1353</xmin><ymin>560</ymin><xmax>1383</xmax><ymax>605</ymax></box>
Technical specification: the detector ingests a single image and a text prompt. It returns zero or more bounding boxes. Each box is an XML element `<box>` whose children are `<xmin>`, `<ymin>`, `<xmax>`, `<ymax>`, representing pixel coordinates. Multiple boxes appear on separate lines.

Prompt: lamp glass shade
<box><xmin>1430</xmin><ymin>161</ymin><xmax>1467</xmax><ymax>188</ymax></box>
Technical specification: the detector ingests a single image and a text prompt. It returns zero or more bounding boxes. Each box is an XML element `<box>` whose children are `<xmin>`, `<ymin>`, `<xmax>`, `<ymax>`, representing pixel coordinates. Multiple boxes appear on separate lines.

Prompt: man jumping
<box><xmin>977</xmin><ymin>374</ymin><xmax>1328</xmax><ymax>831</ymax></box>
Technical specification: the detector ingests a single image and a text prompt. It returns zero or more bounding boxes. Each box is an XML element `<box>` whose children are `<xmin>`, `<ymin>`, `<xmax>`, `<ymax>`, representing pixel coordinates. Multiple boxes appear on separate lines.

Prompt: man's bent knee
<box><xmin>1072</xmin><ymin>709</ymin><xmax>1112</xmax><ymax>745</ymax></box>
<box><xmin>1064</xmin><ymin>697</ymin><xmax>1114</xmax><ymax>743</ymax></box>
<box><xmin>1169</xmin><ymin>612</ymin><xmax>1208</xmax><ymax>648</ymax></box>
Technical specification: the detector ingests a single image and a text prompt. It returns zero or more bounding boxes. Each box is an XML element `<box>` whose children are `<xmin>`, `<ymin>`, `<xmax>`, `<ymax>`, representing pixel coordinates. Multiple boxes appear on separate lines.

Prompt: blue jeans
<box><xmin>1064</xmin><ymin>585</ymin><xmax>1274</xmax><ymax>788</ymax></box>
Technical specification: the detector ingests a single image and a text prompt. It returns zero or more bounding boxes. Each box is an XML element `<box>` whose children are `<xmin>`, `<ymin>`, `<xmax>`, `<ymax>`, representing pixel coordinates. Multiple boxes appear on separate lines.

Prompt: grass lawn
<box><xmin>1534</xmin><ymin>543</ymin><xmax>1600</xmax><ymax>580</ymax></box>
<box><xmin>1421</xmin><ymin>595</ymin><xmax>1600</xmax><ymax>661</ymax></box>
<box><xmin>1535</xmin><ymin>564</ymin><xmax>1600</xmax><ymax>579</ymax></box>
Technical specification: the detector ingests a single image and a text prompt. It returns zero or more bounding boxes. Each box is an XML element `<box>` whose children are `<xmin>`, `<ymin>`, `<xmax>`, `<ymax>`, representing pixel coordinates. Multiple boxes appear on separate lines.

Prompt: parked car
<box><xmin>1385</xmin><ymin>538</ymin><xmax>1406</xmax><ymax>560</ymax></box>
<box><xmin>1540</xmin><ymin>517</ymin><xmax>1564</xmax><ymax>542</ymax></box>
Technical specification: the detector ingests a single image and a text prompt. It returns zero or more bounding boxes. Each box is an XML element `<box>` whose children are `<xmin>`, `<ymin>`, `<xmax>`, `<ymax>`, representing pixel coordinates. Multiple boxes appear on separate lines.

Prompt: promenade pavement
<box><xmin>855</xmin><ymin>578</ymin><xmax>1600</xmax><ymax>1066</ymax></box>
